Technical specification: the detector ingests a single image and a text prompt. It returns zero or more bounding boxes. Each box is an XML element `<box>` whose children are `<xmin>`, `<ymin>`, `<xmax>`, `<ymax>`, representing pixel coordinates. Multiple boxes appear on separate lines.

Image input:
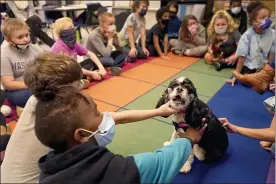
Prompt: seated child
<box><xmin>84</xmin><ymin>12</ymin><xmax>127</xmax><ymax>76</ymax></box>
<box><xmin>34</xmin><ymin>86</ymin><xmax>202</xmax><ymax>183</ymax></box>
<box><xmin>227</xmin><ymin>0</ymin><xmax>247</xmax><ymax>35</ymax></box>
<box><xmin>119</xmin><ymin>0</ymin><xmax>150</xmax><ymax>62</ymax></box>
<box><xmin>143</xmin><ymin>7</ymin><xmax>170</xmax><ymax>59</ymax></box>
<box><xmin>0</xmin><ymin>18</ymin><xmax>42</xmax><ymax>108</ymax></box>
<box><xmin>1</xmin><ymin>52</ymin><xmax>195</xmax><ymax>183</ymax></box>
<box><xmin>51</xmin><ymin>17</ymin><xmax>106</xmax><ymax>81</ymax></box>
<box><xmin>170</xmin><ymin>15</ymin><xmax>207</xmax><ymax>57</ymax></box>
<box><xmin>227</xmin><ymin>2</ymin><xmax>275</xmax><ymax>87</ymax></box>
<box><xmin>204</xmin><ymin>10</ymin><xmax>241</xmax><ymax>71</ymax></box>
<box><xmin>167</xmin><ymin>1</ymin><xmax>181</xmax><ymax>40</ymax></box>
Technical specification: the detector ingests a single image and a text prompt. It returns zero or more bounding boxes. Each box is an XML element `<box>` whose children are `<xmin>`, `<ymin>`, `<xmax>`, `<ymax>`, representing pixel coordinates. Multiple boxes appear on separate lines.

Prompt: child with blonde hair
<box><xmin>51</xmin><ymin>17</ymin><xmax>106</xmax><ymax>81</ymax></box>
<box><xmin>84</xmin><ymin>12</ymin><xmax>127</xmax><ymax>75</ymax></box>
<box><xmin>204</xmin><ymin>10</ymin><xmax>241</xmax><ymax>71</ymax></box>
<box><xmin>170</xmin><ymin>15</ymin><xmax>207</xmax><ymax>57</ymax></box>
<box><xmin>1</xmin><ymin>18</ymin><xmax>42</xmax><ymax>108</ymax></box>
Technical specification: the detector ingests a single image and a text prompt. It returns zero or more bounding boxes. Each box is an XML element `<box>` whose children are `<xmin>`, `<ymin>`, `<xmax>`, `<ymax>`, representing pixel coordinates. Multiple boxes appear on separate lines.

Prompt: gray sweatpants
<box><xmin>170</xmin><ymin>39</ymin><xmax>207</xmax><ymax>57</ymax></box>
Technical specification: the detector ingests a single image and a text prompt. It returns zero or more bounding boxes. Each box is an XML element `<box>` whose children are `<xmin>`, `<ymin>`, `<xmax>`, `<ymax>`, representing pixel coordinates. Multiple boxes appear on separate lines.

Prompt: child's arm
<box><xmin>127</xmin><ymin>26</ymin><xmax>137</xmax><ymax>57</ymax></box>
<box><xmin>1</xmin><ymin>76</ymin><xmax>27</xmax><ymax>90</ymax></box>
<box><xmin>110</xmin><ymin>101</ymin><xmax>178</xmax><ymax>125</ymax></box>
<box><xmin>86</xmin><ymin>51</ymin><xmax>106</xmax><ymax>76</ymax></box>
<box><xmin>140</xmin><ymin>28</ymin><xmax>149</xmax><ymax>56</ymax></box>
<box><xmin>164</xmin><ymin>34</ymin><xmax>169</xmax><ymax>54</ymax></box>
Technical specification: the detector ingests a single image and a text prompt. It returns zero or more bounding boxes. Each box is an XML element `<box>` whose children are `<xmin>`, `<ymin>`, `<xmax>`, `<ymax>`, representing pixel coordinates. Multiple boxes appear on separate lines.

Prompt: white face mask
<box><xmin>231</xmin><ymin>7</ymin><xmax>241</xmax><ymax>14</ymax></box>
<box><xmin>80</xmin><ymin>112</ymin><xmax>115</xmax><ymax>147</ymax></box>
<box><xmin>107</xmin><ymin>25</ymin><xmax>116</xmax><ymax>32</ymax></box>
<box><xmin>11</xmin><ymin>41</ymin><xmax>31</xmax><ymax>52</ymax></box>
<box><xmin>215</xmin><ymin>28</ymin><xmax>227</xmax><ymax>34</ymax></box>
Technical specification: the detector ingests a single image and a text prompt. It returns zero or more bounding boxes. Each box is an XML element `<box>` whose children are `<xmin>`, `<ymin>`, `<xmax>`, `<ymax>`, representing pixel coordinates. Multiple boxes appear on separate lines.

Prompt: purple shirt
<box><xmin>51</xmin><ymin>40</ymin><xmax>88</xmax><ymax>60</ymax></box>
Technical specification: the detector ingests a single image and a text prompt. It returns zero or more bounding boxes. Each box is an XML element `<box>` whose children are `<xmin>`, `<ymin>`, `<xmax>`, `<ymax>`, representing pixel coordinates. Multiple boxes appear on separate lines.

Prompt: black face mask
<box><xmin>60</xmin><ymin>28</ymin><xmax>76</xmax><ymax>49</ymax></box>
<box><xmin>170</xmin><ymin>12</ymin><xmax>177</xmax><ymax>18</ymax></box>
<box><xmin>161</xmin><ymin>19</ymin><xmax>169</xmax><ymax>26</ymax></box>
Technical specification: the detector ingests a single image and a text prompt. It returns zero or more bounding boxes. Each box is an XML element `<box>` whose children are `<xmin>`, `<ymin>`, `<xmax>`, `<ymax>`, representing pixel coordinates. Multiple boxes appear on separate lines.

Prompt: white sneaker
<box><xmin>1</xmin><ymin>105</ymin><xmax>11</xmax><ymax>117</ymax></box>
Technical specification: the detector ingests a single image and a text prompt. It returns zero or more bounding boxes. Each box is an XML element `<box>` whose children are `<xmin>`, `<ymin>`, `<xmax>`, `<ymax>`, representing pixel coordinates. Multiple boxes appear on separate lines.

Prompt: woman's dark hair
<box><xmin>35</xmin><ymin>87</ymin><xmax>92</xmax><ymax>153</ymax></box>
<box><xmin>247</xmin><ymin>2</ymin><xmax>270</xmax><ymax>25</ymax></box>
<box><xmin>156</xmin><ymin>7</ymin><xmax>170</xmax><ymax>22</ymax></box>
<box><xmin>132</xmin><ymin>0</ymin><xmax>149</xmax><ymax>12</ymax></box>
<box><xmin>167</xmin><ymin>1</ymin><xmax>179</xmax><ymax>13</ymax></box>
<box><xmin>180</xmin><ymin>15</ymin><xmax>198</xmax><ymax>40</ymax></box>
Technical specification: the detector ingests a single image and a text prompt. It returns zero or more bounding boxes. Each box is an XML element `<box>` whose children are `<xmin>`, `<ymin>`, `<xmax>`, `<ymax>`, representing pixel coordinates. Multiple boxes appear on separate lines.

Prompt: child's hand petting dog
<box><xmin>156</xmin><ymin>101</ymin><xmax>180</xmax><ymax>117</ymax></box>
<box><xmin>178</xmin><ymin>127</ymin><xmax>202</xmax><ymax>144</ymax></box>
<box><xmin>219</xmin><ymin>118</ymin><xmax>238</xmax><ymax>133</ymax></box>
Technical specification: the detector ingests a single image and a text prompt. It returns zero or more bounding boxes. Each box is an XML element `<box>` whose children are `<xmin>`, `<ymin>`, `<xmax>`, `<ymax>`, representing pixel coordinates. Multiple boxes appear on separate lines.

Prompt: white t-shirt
<box><xmin>1</xmin><ymin>96</ymin><xmax>51</xmax><ymax>183</ymax></box>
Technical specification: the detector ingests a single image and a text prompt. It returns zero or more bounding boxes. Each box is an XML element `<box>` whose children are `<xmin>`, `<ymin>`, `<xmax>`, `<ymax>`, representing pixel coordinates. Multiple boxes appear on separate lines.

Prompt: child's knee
<box><xmin>204</xmin><ymin>53</ymin><xmax>214</xmax><ymax>64</ymax></box>
<box><xmin>170</xmin><ymin>39</ymin><xmax>177</xmax><ymax>47</ymax></box>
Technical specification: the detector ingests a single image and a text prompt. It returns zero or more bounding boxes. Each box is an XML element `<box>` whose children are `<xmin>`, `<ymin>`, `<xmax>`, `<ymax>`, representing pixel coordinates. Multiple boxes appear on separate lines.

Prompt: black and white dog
<box><xmin>156</xmin><ymin>77</ymin><xmax>228</xmax><ymax>173</ymax></box>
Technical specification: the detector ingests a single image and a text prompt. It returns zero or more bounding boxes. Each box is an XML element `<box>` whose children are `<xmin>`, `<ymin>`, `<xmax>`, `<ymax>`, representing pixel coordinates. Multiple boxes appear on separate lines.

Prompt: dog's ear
<box><xmin>156</xmin><ymin>89</ymin><xmax>170</xmax><ymax>118</ymax></box>
<box><xmin>183</xmin><ymin>78</ymin><xmax>197</xmax><ymax>98</ymax></box>
<box><xmin>156</xmin><ymin>89</ymin><xmax>169</xmax><ymax>109</ymax></box>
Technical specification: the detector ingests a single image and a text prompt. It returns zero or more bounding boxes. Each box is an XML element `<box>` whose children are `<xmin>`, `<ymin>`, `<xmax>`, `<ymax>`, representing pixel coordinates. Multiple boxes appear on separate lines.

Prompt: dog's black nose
<box><xmin>177</xmin><ymin>87</ymin><xmax>183</xmax><ymax>92</ymax></box>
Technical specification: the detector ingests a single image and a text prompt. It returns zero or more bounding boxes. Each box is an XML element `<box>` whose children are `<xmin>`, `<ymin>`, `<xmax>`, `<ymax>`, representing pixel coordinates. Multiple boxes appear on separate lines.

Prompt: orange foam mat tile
<box><xmin>121</xmin><ymin>63</ymin><xmax>181</xmax><ymax>84</ymax></box>
<box><xmin>93</xmin><ymin>100</ymin><xmax>119</xmax><ymax>112</ymax></box>
<box><xmin>7</xmin><ymin>121</ymin><xmax>17</xmax><ymax>134</ymax></box>
<box><xmin>150</xmin><ymin>53</ymin><xmax>199</xmax><ymax>69</ymax></box>
<box><xmin>82</xmin><ymin>77</ymin><xmax>155</xmax><ymax>107</ymax></box>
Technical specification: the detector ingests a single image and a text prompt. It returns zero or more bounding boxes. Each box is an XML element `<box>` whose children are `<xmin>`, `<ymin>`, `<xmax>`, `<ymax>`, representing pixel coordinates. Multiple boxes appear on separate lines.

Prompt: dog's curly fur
<box><xmin>156</xmin><ymin>77</ymin><xmax>229</xmax><ymax>172</ymax></box>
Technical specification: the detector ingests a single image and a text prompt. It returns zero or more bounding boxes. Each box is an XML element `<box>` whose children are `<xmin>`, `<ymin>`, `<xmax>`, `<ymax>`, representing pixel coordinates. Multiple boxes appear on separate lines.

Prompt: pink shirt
<box><xmin>51</xmin><ymin>39</ymin><xmax>88</xmax><ymax>60</ymax></box>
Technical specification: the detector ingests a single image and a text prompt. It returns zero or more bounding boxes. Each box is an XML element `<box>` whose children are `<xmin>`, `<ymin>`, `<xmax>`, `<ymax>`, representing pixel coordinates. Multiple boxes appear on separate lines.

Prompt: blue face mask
<box><xmin>80</xmin><ymin>112</ymin><xmax>115</xmax><ymax>147</ymax></box>
<box><xmin>139</xmin><ymin>8</ymin><xmax>147</xmax><ymax>17</ymax></box>
<box><xmin>60</xmin><ymin>28</ymin><xmax>76</xmax><ymax>49</ymax></box>
<box><xmin>259</xmin><ymin>17</ymin><xmax>272</xmax><ymax>30</ymax></box>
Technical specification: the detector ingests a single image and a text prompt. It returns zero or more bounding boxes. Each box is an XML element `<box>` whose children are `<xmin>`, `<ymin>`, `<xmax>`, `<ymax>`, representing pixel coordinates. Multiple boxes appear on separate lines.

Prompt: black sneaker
<box><xmin>110</xmin><ymin>67</ymin><xmax>122</xmax><ymax>76</ymax></box>
<box><xmin>171</xmin><ymin>48</ymin><xmax>185</xmax><ymax>56</ymax></box>
<box><xmin>125</xmin><ymin>56</ymin><xmax>136</xmax><ymax>63</ymax></box>
<box><xmin>214</xmin><ymin>62</ymin><xmax>222</xmax><ymax>71</ymax></box>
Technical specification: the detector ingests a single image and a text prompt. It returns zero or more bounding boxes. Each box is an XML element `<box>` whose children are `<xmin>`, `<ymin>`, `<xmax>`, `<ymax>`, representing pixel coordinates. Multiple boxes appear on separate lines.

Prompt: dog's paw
<box><xmin>180</xmin><ymin>163</ymin><xmax>191</xmax><ymax>173</ymax></box>
<box><xmin>195</xmin><ymin>153</ymin><xmax>205</xmax><ymax>161</ymax></box>
<box><xmin>193</xmin><ymin>145</ymin><xmax>206</xmax><ymax>161</ymax></box>
<box><xmin>163</xmin><ymin>141</ymin><xmax>171</xmax><ymax>147</ymax></box>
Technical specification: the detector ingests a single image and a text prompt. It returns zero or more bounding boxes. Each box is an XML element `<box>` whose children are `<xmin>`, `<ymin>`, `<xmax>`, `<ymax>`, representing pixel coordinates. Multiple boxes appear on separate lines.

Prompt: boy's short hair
<box><xmin>132</xmin><ymin>0</ymin><xmax>149</xmax><ymax>12</ymax></box>
<box><xmin>156</xmin><ymin>7</ymin><xmax>170</xmax><ymax>22</ymax></box>
<box><xmin>53</xmin><ymin>17</ymin><xmax>73</xmax><ymax>38</ymax></box>
<box><xmin>24</xmin><ymin>52</ymin><xmax>83</xmax><ymax>98</ymax></box>
<box><xmin>1</xmin><ymin>18</ymin><xmax>29</xmax><ymax>39</ymax></box>
<box><xmin>98</xmin><ymin>12</ymin><xmax>114</xmax><ymax>24</ymax></box>
<box><xmin>35</xmin><ymin>87</ymin><xmax>92</xmax><ymax>153</ymax></box>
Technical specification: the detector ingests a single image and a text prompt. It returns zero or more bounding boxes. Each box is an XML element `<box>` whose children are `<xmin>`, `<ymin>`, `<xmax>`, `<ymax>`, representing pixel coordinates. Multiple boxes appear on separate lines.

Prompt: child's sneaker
<box><xmin>81</xmin><ymin>79</ymin><xmax>90</xmax><ymax>89</ymax></box>
<box><xmin>1</xmin><ymin>105</ymin><xmax>11</xmax><ymax>117</ymax></box>
<box><xmin>106</xmin><ymin>67</ymin><xmax>122</xmax><ymax>76</ymax></box>
<box><xmin>214</xmin><ymin>62</ymin><xmax>222</xmax><ymax>71</ymax></box>
<box><xmin>171</xmin><ymin>48</ymin><xmax>186</xmax><ymax>56</ymax></box>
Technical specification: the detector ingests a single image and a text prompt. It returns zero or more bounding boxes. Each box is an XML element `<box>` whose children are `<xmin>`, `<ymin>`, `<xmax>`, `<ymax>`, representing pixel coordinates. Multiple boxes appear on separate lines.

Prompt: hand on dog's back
<box><xmin>178</xmin><ymin>127</ymin><xmax>202</xmax><ymax>144</ymax></box>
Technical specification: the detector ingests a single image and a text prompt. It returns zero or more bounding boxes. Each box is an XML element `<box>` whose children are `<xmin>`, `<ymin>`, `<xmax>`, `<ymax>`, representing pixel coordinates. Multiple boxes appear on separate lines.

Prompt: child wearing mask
<box><xmin>167</xmin><ymin>1</ymin><xmax>181</xmax><ymax>40</ymax></box>
<box><xmin>170</xmin><ymin>15</ymin><xmax>207</xmax><ymax>57</ymax></box>
<box><xmin>1</xmin><ymin>52</ymin><xmax>197</xmax><ymax>183</ymax></box>
<box><xmin>204</xmin><ymin>10</ymin><xmax>241</xmax><ymax>71</ymax></box>
<box><xmin>227</xmin><ymin>0</ymin><xmax>247</xmax><ymax>35</ymax></box>
<box><xmin>51</xmin><ymin>17</ymin><xmax>106</xmax><ymax>81</ymax></box>
<box><xmin>227</xmin><ymin>2</ymin><xmax>275</xmax><ymax>89</ymax></box>
<box><xmin>34</xmin><ymin>86</ymin><xmax>202</xmax><ymax>183</ymax></box>
<box><xmin>143</xmin><ymin>7</ymin><xmax>170</xmax><ymax>59</ymax></box>
<box><xmin>1</xmin><ymin>18</ymin><xmax>42</xmax><ymax>108</ymax></box>
<box><xmin>85</xmin><ymin>12</ymin><xmax>127</xmax><ymax>76</ymax></box>
<box><xmin>119</xmin><ymin>0</ymin><xmax>150</xmax><ymax>62</ymax></box>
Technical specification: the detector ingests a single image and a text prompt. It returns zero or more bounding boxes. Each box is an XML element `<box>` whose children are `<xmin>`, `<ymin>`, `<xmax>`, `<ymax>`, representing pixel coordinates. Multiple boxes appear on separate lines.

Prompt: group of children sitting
<box><xmin>0</xmin><ymin>0</ymin><xmax>275</xmax><ymax>183</ymax></box>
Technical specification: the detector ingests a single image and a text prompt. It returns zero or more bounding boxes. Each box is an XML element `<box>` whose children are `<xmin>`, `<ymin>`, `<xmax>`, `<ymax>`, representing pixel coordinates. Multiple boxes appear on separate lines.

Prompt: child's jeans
<box><xmin>80</xmin><ymin>50</ymin><xmax>127</xmax><ymax>71</ymax></box>
<box><xmin>123</xmin><ymin>44</ymin><xmax>147</xmax><ymax>62</ymax></box>
<box><xmin>5</xmin><ymin>89</ymin><xmax>32</xmax><ymax>108</ymax></box>
<box><xmin>146</xmin><ymin>43</ymin><xmax>164</xmax><ymax>57</ymax></box>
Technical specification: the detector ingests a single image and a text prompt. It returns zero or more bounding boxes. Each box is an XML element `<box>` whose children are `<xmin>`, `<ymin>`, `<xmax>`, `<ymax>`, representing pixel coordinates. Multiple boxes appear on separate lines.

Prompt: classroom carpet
<box><xmin>6</xmin><ymin>53</ymin><xmax>274</xmax><ymax>183</ymax></box>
